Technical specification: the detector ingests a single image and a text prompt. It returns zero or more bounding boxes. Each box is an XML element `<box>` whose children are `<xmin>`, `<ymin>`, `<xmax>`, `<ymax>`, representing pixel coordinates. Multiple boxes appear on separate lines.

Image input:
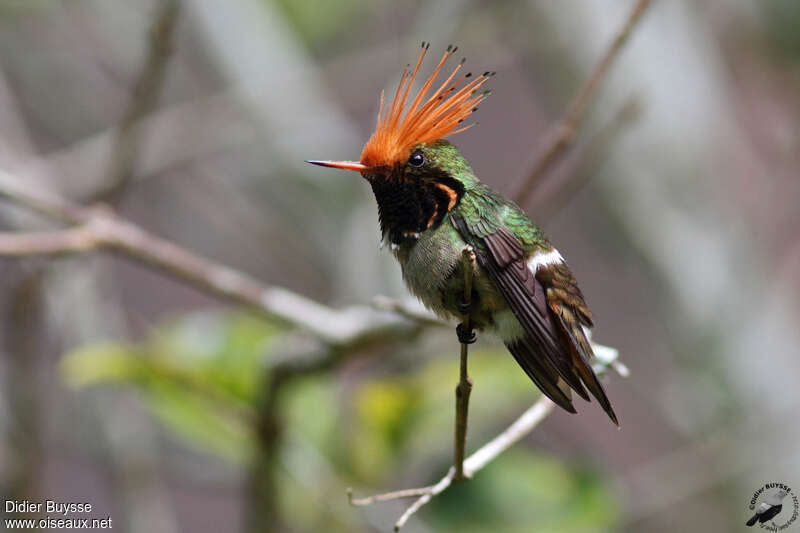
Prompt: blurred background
<box><xmin>1</xmin><ymin>1</ymin><xmax>800</xmax><ymax>532</ymax></box>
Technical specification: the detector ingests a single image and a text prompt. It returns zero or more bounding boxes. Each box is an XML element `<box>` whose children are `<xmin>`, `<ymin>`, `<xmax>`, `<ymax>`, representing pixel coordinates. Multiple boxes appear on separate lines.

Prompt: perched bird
<box><xmin>746</xmin><ymin>490</ymin><xmax>788</xmax><ymax>527</ymax></box>
<box><xmin>309</xmin><ymin>43</ymin><xmax>617</xmax><ymax>424</ymax></box>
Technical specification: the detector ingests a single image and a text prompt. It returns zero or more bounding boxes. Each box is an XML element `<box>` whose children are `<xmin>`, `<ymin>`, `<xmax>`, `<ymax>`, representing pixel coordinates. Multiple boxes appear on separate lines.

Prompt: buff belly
<box><xmin>392</xmin><ymin>222</ymin><xmax>525</xmax><ymax>341</ymax></box>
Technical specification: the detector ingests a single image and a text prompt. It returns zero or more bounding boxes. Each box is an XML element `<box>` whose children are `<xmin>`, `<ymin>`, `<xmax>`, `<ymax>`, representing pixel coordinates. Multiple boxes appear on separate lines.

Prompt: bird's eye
<box><xmin>408</xmin><ymin>151</ymin><xmax>425</xmax><ymax>168</ymax></box>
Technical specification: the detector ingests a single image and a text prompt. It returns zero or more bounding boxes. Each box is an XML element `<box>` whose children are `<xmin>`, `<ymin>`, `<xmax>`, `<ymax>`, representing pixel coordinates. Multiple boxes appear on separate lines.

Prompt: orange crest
<box><xmin>359</xmin><ymin>43</ymin><xmax>493</xmax><ymax>169</ymax></box>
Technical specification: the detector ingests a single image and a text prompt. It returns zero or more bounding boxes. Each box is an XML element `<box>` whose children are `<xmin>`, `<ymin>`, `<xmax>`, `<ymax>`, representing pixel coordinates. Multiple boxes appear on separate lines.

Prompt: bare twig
<box><xmin>0</xmin><ymin>226</ymin><xmax>98</xmax><ymax>256</ymax></box>
<box><xmin>349</xmin><ymin>336</ymin><xmax>626</xmax><ymax>530</ymax></box>
<box><xmin>348</xmin><ymin>486</ymin><xmax>431</xmax><ymax>506</ymax></box>
<box><xmin>513</xmin><ymin>0</ymin><xmax>652</xmax><ymax>206</ymax></box>
<box><xmin>534</xmin><ymin>95</ymin><xmax>644</xmax><ymax>220</ymax></box>
<box><xmin>0</xmin><ymin>166</ymin><xmax>437</xmax><ymax>532</ymax></box>
<box><xmin>0</xmin><ymin>164</ymin><xmax>434</xmax><ymax>532</ymax></box>
<box><xmin>350</xmin><ymin>395</ymin><xmax>556</xmax><ymax>531</ymax></box>
<box><xmin>454</xmin><ymin>246</ymin><xmax>476</xmax><ymax>481</ymax></box>
<box><xmin>88</xmin><ymin>0</ymin><xmax>181</xmax><ymax>204</ymax></box>
<box><xmin>0</xmin><ymin>170</ymin><xmax>420</xmax><ymax>346</ymax></box>
<box><xmin>395</xmin><ymin>397</ymin><xmax>556</xmax><ymax>531</ymax></box>
<box><xmin>372</xmin><ymin>295</ymin><xmax>447</xmax><ymax>327</ymax></box>
<box><xmin>354</xmin><ymin>340</ymin><xmax>623</xmax><ymax>529</ymax></box>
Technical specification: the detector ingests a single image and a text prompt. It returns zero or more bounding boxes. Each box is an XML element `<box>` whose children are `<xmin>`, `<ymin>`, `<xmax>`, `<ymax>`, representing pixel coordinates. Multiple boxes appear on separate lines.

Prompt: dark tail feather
<box><xmin>551</xmin><ymin>307</ymin><xmax>619</xmax><ymax>426</ymax></box>
<box><xmin>746</xmin><ymin>514</ymin><xmax>759</xmax><ymax>527</ymax></box>
<box><xmin>506</xmin><ymin>339</ymin><xmax>576</xmax><ymax>414</ymax></box>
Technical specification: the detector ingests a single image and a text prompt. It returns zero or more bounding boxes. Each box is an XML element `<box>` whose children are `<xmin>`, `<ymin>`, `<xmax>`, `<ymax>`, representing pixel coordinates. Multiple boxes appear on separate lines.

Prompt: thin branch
<box><xmin>534</xmin><ymin>95</ymin><xmax>644</xmax><ymax>220</ymax></box>
<box><xmin>87</xmin><ymin>0</ymin><xmax>181</xmax><ymax>204</ymax></box>
<box><xmin>513</xmin><ymin>0</ymin><xmax>652</xmax><ymax>206</ymax></box>
<box><xmin>350</xmin><ymin>396</ymin><xmax>556</xmax><ymax>531</ymax></box>
<box><xmin>453</xmin><ymin>246</ymin><xmax>476</xmax><ymax>481</ymax></box>
<box><xmin>392</xmin><ymin>396</ymin><xmax>556</xmax><ymax>529</ymax></box>
<box><xmin>0</xmin><ymin>226</ymin><xmax>98</xmax><ymax>256</ymax></box>
<box><xmin>348</xmin><ymin>487</ymin><xmax>431</xmax><ymax>506</ymax></box>
<box><xmin>393</xmin><ymin>398</ymin><xmax>556</xmax><ymax>531</ymax></box>
<box><xmin>372</xmin><ymin>295</ymin><xmax>447</xmax><ymax>327</ymax></box>
<box><xmin>350</xmin><ymin>344</ymin><xmax>627</xmax><ymax>530</ymax></box>
<box><xmin>0</xmin><ymin>170</ymin><xmax>420</xmax><ymax>346</ymax></box>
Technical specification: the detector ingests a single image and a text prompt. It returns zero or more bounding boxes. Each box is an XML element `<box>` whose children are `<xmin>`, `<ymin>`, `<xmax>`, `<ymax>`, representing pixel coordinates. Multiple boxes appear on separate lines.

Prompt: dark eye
<box><xmin>408</xmin><ymin>151</ymin><xmax>425</xmax><ymax>168</ymax></box>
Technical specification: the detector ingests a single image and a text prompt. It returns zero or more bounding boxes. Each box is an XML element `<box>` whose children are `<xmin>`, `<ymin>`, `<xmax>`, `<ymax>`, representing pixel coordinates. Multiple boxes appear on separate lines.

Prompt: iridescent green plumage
<box><xmin>373</xmin><ymin>140</ymin><xmax>617</xmax><ymax>424</ymax></box>
<box><xmin>391</xmin><ymin>141</ymin><xmax>548</xmax><ymax>326</ymax></box>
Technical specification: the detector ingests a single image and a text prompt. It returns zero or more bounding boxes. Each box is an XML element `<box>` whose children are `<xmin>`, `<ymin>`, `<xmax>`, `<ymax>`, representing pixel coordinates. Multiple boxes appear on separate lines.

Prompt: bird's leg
<box><xmin>454</xmin><ymin>246</ymin><xmax>476</xmax><ymax>482</ymax></box>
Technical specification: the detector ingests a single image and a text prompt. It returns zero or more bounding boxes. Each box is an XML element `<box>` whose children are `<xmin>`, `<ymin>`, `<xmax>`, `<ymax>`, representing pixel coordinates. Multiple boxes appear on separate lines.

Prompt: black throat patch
<box><xmin>370</xmin><ymin>167</ymin><xmax>464</xmax><ymax>245</ymax></box>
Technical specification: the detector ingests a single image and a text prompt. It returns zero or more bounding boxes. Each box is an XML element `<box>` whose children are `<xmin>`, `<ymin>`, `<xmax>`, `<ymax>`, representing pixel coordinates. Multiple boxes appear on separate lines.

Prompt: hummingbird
<box><xmin>308</xmin><ymin>43</ymin><xmax>618</xmax><ymax>425</ymax></box>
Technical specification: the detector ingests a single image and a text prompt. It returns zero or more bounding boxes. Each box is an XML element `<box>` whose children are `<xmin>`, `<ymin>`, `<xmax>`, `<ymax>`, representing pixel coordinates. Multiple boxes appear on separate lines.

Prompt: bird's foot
<box><xmin>456</xmin><ymin>323</ymin><xmax>476</xmax><ymax>344</ymax></box>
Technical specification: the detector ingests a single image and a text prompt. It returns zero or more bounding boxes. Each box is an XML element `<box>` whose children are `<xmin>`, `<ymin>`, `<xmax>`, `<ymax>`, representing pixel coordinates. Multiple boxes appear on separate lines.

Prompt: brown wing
<box><xmin>538</xmin><ymin>263</ymin><xmax>618</xmax><ymax>425</ymax></box>
<box><xmin>452</xmin><ymin>217</ymin><xmax>617</xmax><ymax>424</ymax></box>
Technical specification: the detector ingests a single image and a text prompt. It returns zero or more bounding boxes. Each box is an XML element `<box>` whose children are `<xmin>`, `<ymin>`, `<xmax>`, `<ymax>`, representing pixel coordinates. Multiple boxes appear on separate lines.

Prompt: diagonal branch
<box><xmin>394</xmin><ymin>396</ymin><xmax>555</xmax><ymax>531</ymax></box>
<box><xmin>0</xmin><ymin>169</ymin><xmax>419</xmax><ymax>346</ymax></box>
<box><xmin>352</xmin><ymin>396</ymin><xmax>556</xmax><ymax>531</ymax></box>
<box><xmin>88</xmin><ymin>0</ymin><xmax>181</xmax><ymax>205</ymax></box>
<box><xmin>513</xmin><ymin>0</ymin><xmax>652</xmax><ymax>206</ymax></box>
<box><xmin>0</xmin><ymin>226</ymin><xmax>98</xmax><ymax>256</ymax></box>
<box><xmin>350</xmin><ymin>342</ymin><xmax>626</xmax><ymax>531</ymax></box>
<box><xmin>533</xmin><ymin>94</ymin><xmax>644</xmax><ymax>221</ymax></box>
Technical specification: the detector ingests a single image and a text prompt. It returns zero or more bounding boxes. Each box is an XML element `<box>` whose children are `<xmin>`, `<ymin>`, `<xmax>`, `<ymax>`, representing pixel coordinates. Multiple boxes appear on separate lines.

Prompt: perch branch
<box><xmin>513</xmin><ymin>0</ymin><xmax>652</xmax><ymax>205</ymax></box>
<box><xmin>351</xmin><ymin>396</ymin><xmax>555</xmax><ymax>531</ymax></box>
<box><xmin>454</xmin><ymin>246</ymin><xmax>476</xmax><ymax>481</ymax></box>
<box><xmin>395</xmin><ymin>398</ymin><xmax>556</xmax><ymax>531</ymax></box>
<box><xmin>349</xmin><ymin>338</ymin><xmax>626</xmax><ymax>530</ymax></box>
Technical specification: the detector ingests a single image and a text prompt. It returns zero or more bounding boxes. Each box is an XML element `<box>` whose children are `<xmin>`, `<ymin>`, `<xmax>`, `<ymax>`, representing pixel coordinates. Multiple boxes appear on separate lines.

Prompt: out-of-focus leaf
<box><xmin>332</xmin><ymin>341</ymin><xmax>622</xmax><ymax>531</ymax></box>
<box><xmin>283</xmin><ymin>378</ymin><xmax>340</xmax><ymax>455</ymax></box>
<box><xmin>152</xmin><ymin>311</ymin><xmax>282</xmax><ymax>403</ymax></box>
<box><xmin>60</xmin><ymin>310</ymin><xmax>284</xmax><ymax>462</ymax></box>
<box><xmin>428</xmin><ymin>450</ymin><xmax>620</xmax><ymax>533</ymax></box>
<box><xmin>61</xmin><ymin>343</ymin><xmax>147</xmax><ymax>388</ymax></box>
<box><xmin>145</xmin><ymin>382</ymin><xmax>253</xmax><ymax>463</ymax></box>
<box><xmin>347</xmin><ymin>380</ymin><xmax>423</xmax><ymax>481</ymax></box>
<box><xmin>376</xmin><ymin>345</ymin><xmax>543</xmax><ymax>470</ymax></box>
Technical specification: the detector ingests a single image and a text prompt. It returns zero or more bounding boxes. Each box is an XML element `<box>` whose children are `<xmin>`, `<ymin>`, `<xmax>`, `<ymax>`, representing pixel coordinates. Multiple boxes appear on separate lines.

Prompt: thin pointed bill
<box><xmin>306</xmin><ymin>160</ymin><xmax>367</xmax><ymax>172</ymax></box>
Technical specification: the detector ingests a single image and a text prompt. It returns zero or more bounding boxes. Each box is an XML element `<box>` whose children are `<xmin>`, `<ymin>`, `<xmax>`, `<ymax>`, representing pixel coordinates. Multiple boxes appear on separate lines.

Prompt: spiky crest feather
<box><xmin>360</xmin><ymin>43</ymin><xmax>493</xmax><ymax>169</ymax></box>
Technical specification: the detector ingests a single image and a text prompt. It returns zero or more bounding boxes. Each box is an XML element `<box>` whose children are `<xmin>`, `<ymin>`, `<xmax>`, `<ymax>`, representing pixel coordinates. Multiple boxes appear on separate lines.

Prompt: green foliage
<box><xmin>60</xmin><ymin>311</ymin><xmax>620</xmax><ymax>531</ymax></box>
<box><xmin>61</xmin><ymin>311</ymin><xmax>282</xmax><ymax>462</ymax></box>
<box><xmin>763</xmin><ymin>0</ymin><xmax>800</xmax><ymax>60</ymax></box>
<box><xmin>430</xmin><ymin>451</ymin><xmax>619</xmax><ymax>533</ymax></box>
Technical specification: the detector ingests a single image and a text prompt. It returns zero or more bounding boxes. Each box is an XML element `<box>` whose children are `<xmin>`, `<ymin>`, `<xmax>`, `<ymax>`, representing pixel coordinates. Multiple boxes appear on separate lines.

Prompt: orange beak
<box><xmin>306</xmin><ymin>160</ymin><xmax>368</xmax><ymax>172</ymax></box>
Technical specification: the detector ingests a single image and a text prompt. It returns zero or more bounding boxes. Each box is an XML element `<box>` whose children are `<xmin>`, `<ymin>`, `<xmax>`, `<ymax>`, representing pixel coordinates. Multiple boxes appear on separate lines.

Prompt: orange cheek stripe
<box><xmin>435</xmin><ymin>183</ymin><xmax>458</xmax><ymax>210</ymax></box>
<box><xmin>426</xmin><ymin>205</ymin><xmax>440</xmax><ymax>228</ymax></box>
